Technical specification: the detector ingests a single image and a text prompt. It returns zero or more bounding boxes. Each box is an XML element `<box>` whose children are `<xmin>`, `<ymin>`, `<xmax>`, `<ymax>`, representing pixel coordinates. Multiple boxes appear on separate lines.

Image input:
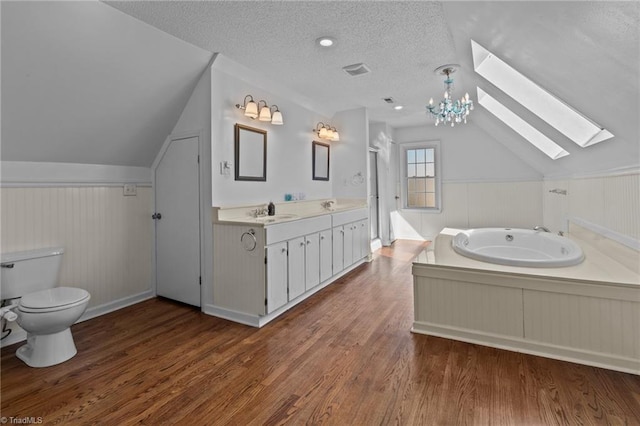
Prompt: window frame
<box><xmin>400</xmin><ymin>140</ymin><xmax>442</xmax><ymax>213</ymax></box>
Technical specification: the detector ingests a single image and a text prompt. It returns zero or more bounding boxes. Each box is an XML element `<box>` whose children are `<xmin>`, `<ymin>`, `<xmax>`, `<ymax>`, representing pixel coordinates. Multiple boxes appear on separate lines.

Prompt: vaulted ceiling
<box><xmin>2</xmin><ymin>1</ymin><xmax>638</xmax><ymax>175</ymax></box>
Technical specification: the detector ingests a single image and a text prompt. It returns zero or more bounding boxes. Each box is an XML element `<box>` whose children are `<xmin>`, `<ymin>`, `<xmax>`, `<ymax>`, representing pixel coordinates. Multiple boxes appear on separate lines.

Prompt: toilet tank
<box><xmin>0</xmin><ymin>247</ymin><xmax>64</xmax><ymax>300</ymax></box>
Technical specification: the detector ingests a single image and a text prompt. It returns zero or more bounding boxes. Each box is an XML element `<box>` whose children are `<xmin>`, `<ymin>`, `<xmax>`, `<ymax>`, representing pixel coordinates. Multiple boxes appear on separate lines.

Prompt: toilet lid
<box><xmin>20</xmin><ymin>287</ymin><xmax>90</xmax><ymax>310</ymax></box>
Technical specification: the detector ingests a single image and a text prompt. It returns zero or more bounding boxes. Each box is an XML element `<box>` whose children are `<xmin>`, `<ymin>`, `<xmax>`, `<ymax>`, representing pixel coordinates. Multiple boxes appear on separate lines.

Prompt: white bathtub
<box><xmin>452</xmin><ymin>228</ymin><xmax>584</xmax><ymax>267</ymax></box>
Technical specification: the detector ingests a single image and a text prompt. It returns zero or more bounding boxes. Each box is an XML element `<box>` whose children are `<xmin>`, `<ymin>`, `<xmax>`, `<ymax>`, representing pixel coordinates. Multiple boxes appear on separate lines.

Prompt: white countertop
<box><xmin>213</xmin><ymin>198</ymin><xmax>367</xmax><ymax>227</ymax></box>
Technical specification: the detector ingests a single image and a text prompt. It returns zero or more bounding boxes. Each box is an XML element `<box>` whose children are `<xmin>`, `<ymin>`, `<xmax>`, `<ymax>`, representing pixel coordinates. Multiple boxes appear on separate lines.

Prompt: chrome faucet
<box><xmin>321</xmin><ymin>200</ymin><xmax>335</xmax><ymax>210</ymax></box>
<box><xmin>251</xmin><ymin>206</ymin><xmax>268</xmax><ymax>217</ymax></box>
<box><xmin>533</xmin><ymin>225</ymin><xmax>550</xmax><ymax>232</ymax></box>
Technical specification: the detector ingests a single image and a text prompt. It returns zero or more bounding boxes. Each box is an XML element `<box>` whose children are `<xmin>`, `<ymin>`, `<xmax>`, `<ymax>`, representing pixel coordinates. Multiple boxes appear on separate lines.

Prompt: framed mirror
<box><xmin>235</xmin><ymin>123</ymin><xmax>267</xmax><ymax>181</ymax></box>
<box><xmin>312</xmin><ymin>141</ymin><xmax>330</xmax><ymax>181</ymax></box>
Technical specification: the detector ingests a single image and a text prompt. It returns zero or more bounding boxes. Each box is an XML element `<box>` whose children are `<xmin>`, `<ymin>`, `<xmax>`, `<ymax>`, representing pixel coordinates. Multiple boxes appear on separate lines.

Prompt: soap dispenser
<box><xmin>267</xmin><ymin>201</ymin><xmax>275</xmax><ymax>216</ymax></box>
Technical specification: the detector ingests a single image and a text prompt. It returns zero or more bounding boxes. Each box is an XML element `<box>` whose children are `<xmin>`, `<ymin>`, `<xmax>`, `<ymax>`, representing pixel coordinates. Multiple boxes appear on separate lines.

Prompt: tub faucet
<box><xmin>533</xmin><ymin>225</ymin><xmax>550</xmax><ymax>232</ymax></box>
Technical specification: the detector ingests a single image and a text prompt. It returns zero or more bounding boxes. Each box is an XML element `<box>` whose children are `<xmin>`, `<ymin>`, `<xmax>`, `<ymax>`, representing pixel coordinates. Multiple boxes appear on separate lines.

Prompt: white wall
<box><xmin>1</xmin><ymin>162</ymin><xmax>155</xmax><ymax>346</ymax></box>
<box><xmin>331</xmin><ymin>107</ymin><xmax>369</xmax><ymax>200</ymax></box>
<box><xmin>543</xmin><ymin>172</ymin><xmax>640</xmax><ymax>245</ymax></box>
<box><xmin>210</xmin><ymin>55</ymin><xmax>334</xmax><ymax>206</ymax></box>
<box><xmin>389</xmin><ymin>123</ymin><xmax>543</xmax><ymax>240</ymax></box>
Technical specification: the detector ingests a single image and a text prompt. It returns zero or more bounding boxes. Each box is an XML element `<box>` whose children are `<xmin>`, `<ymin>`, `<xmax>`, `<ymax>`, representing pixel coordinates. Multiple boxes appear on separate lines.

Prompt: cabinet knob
<box><xmin>300</xmin><ymin>242</ymin><xmax>305</xmax><ymax>247</ymax></box>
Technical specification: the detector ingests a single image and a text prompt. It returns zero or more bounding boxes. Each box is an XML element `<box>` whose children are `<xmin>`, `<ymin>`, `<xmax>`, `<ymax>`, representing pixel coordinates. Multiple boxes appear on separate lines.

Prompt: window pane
<box><xmin>416</xmin><ymin>149</ymin><xmax>425</xmax><ymax>163</ymax></box>
<box><xmin>408</xmin><ymin>178</ymin><xmax>415</xmax><ymax>191</ymax></box>
<box><xmin>415</xmin><ymin>193</ymin><xmax>427</xmax><ymax>207</ymax></box>
<box><xmin>425</xmin><ymin>193</ymin><xmax>436</xmax><ymax>207</ymax></box>
<box><xmin>407</xmin><ymin>150</ymin><xmax>416</xmax><ymax>164</ymax></box>
<box><xmin>425</xmin><ymin>163</ymin><xmax>435</xmax><ymax>177</ymax></box>
<box><xmin>416</xmin><ymin>163</ymin><xmax>426</xmax><ymax>177</ymax></box>
<box><xmin>425</xmin><ymin>148</ymin><xmax>434</xmax><ymax>163</ymax></box>
<box><xmin>425</xmin><ymin>178</ymin><xmax>435</xmax><ymax>192</ymax></box>
<box><xmin>408</xmin><ymin>192</ymin><xmax>417</xmax><ymax>207</ymax></box>
<box><xmin>416</xmin><ymin>177</ymin><xmax>426</xmax><ymax>192</ymax></box>
<box><xmin>407</xmin><ymin>164</ymin><xmax>416</xmax><ymax>177</ymax></box>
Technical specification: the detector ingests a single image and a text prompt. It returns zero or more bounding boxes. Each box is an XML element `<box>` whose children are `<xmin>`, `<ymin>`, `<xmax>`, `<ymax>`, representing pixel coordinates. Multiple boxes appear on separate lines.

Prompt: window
<box><xmin>401</xmin><ymin>141</ymin><xmax>441</xmax><ymax>212</ymax></box>
<box><xmin>471</xmin><ymin>40</ymin><xmax>613</xmax><ymax>147</ymax></box>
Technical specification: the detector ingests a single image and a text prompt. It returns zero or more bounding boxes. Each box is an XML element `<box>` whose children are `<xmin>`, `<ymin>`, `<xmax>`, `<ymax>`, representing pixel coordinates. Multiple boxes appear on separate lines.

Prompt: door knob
<box><xmin>152</xmin><ymin>213</ymin><xmax>162</xmax><ymax>220</ymax></box>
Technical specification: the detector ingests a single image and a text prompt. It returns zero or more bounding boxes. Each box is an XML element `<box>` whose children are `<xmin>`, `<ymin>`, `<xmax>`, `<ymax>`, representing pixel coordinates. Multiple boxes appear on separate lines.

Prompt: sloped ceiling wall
<box><xmin>1</xmin><ymin>1</ymin><xmax>212</xmax><ymax>167</ymax></box>
<box><xmin>442</xmin><ymin>1</ymin><xmax>639</xmax><ymax>177</ymax></box>
<box><xmin>2</xmin><ymin>1</ymin><xmax>638</xmax><ymax>177</ymax></box>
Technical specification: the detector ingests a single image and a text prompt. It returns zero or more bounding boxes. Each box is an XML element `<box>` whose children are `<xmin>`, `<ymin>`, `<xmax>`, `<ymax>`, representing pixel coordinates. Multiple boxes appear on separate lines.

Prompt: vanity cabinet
<box><xmin>304</xmin><ymin>233</ymin><xmax>321</xmax><ymax>291</ymax></box>
<box><xmin>212</xmin><ymin>207</ymin><xmax>369</xmax><ymax>327</ymax></box>
<box><xmin>287</xmin><ymin>236</ymin><xmax>306</xmax><ymax>300</ymax></box>
<box><xmin>266</xmin><ymin>242</ymin><xmax>288</xmax><ymax>313</ymax></box>
<box><xmin>332</xmin><ymin>210</ymin><xmax>369</xmax><ymax>274</ymax></box>
<box><xmin>319</xmin><ymin>230</ymin><xmax>332</xmax><ymax>282</ymax></box>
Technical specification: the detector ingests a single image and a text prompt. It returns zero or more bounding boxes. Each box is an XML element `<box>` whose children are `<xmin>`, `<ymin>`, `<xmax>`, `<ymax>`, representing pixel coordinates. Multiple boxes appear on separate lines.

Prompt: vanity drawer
<box><xmin>266</xmin><ymin>215</ymin><xmax>332</xmax><ymax>245</ymax></box>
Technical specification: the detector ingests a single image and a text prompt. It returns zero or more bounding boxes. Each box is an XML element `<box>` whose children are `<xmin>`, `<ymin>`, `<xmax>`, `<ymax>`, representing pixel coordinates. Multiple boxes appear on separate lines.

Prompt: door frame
<box><xmin>152</xmin><ymin>129</ymin><xmax>207</xmax><ymax>308</ymax></box>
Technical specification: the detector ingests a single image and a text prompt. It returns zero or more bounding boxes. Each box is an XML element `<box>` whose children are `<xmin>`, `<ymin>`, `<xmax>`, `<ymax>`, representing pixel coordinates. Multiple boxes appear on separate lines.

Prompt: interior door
<box><xmin>369</xmin><ymin>151</ymin><xmax>380</xmax><ymax>240</ymax></box>
<box><xmin>155</xmin><ymin>136</ymin><xmax>201</xmax><ymax>306</ymax></box>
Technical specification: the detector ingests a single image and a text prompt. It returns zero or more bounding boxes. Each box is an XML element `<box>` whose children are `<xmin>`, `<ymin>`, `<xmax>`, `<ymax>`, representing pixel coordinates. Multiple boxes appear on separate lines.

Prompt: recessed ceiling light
<box><xmin>394</xmin><ymin>105</ymin><xmax>404</xmax><ymax>110</ymax></box>
<box><xmin>316</xmin><ymin>37</ymin><xmax>336</xmax><ymax>47</ymax></box>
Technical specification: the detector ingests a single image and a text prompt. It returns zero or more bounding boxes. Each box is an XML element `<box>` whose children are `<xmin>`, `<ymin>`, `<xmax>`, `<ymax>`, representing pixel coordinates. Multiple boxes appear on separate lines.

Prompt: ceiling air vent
<box><xmin>383</xmin><ymin>97</ymin><xmax>395</xmax><ymax>104</ymax></box>
<box><xmin>343</xmin><ymin>63</ymin><xmax>371</xmax><ymax>77</ymax></box>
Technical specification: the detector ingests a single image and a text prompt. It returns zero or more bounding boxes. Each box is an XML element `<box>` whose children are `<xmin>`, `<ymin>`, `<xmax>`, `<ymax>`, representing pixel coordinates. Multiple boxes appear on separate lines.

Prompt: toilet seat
<box><xmin>19</xmin><ymin>287</ymin><xmax>90</xmax><ymax>313</ymax></box>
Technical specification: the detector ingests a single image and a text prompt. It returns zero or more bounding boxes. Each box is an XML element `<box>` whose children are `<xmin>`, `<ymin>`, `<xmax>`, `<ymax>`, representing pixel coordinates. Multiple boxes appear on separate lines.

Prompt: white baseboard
<box><xmin>204</xmin><ymin>259</ymin><xmax>367</xmax><ymax>327</ymax></box>
<box><xmin>79</xmin><ymin>290</ymin><xmax>155</xmax><ymax>322</ymax></box>
<box><xmin>411</xmin><ymin>321</ymin><xmax>640</xmax><ymax>375</ymax></box>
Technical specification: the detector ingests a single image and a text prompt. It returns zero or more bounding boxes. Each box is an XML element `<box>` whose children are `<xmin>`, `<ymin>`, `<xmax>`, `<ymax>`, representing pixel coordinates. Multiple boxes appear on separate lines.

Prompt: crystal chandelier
<box><xmin>426</xmin><ymin>65</ymin><xmax>473</xmax><ymax>127</ymax></box>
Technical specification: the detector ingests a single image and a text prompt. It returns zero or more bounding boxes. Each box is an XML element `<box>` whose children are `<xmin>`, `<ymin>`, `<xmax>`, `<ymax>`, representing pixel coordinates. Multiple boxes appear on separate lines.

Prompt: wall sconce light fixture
<box><xmin>313</xmin><ymin>122</ymin><xmax>340</xmax><ymax>141</ymax></box>
<box><xmin>236</xmin><ymin>95</ymin><xmax>284</xmax><ymax>125</ymax></box>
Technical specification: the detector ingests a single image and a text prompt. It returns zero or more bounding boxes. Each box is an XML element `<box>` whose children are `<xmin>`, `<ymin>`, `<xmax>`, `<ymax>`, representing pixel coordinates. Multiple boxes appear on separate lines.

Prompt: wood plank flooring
<box><xmin>2</xmin><ymin>240</ymin><xmax>639</xmax><ymax>425</ymax></box>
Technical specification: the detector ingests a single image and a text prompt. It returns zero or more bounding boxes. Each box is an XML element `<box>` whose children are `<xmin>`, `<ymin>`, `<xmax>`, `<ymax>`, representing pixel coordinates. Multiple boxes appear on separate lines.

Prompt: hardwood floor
<box><xmin>2</xmin><ymin>240</ymin><xmax>639</xmax><ymax>425</ymax></box>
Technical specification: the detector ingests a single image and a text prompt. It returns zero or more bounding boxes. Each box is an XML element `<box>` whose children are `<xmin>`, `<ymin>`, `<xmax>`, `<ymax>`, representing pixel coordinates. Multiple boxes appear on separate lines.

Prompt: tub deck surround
<box><xmin>212</xmin><ymin>198</ymin><xmax>367</xmax><ymax>226</ymax></box>
<box><xmin>210</xmin><ymin>199</ymin><xmax>369</xmax><ymax>327</ymax></box>
<box><xmin>412</xmin><ymin>226</ymin><xmax>640</xmax><ymax>374</ymax></box>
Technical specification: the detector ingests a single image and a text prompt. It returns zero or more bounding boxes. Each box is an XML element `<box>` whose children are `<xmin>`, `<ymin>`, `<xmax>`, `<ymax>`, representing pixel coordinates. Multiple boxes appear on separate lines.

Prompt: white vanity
<box><xmin>210</xmin><ymin>199</ymin><xmax>369</xmax><ymax>327</ymax></box>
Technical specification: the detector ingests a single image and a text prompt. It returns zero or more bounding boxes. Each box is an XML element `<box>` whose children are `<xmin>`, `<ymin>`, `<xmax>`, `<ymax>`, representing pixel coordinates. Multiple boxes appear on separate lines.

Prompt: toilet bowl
<box><xmin>1</xmin><ymin>248</ymin><xmax>91</xmax><ymax>368</ymax></box>
<box><xmin>15</xmin><ymin>287</ymin><xmax>90</xmax><ymax>367</ymax></box>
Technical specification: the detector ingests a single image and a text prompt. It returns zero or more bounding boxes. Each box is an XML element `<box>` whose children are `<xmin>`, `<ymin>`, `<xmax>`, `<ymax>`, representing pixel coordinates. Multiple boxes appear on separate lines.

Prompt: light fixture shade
<box><xmin>326</xmin><ymin>128</ymin><xmax>334</xmax><ymax>140</ymax></box>
<box><xmin>331</xmin><ymin>130</ymin><xmax>340</xmax><ymax>141</ymax></box>
<box><xmin>245</xmin><ymin>101</ymin><xmax>258</xmax><ymax>119</ymax></box>
<box><xmin>271</xmin><ymin>110</ymin><xmax>284</xmax><ymax>125</ymax></box>
<box><xmin>319</xmin><ymin>126</ymin><xmax>328</xmax><ymax>139</ymax></box>
<box><xmin>259</xmin><ymin>108</ymin><xmax>271</xmax><ymax>121</ymax></box>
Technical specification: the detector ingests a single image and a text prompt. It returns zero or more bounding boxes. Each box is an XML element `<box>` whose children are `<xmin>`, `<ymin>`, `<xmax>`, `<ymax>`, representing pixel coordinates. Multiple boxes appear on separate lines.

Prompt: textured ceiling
<box><xmin>104</xmin><ymin>0</ymin><xmax>460</xmax><ymax>128</ymax></box>
<box><xmin>103</xmin><ymin>0</ymin><xmax>640</xmax><ymax>139</ymax></box>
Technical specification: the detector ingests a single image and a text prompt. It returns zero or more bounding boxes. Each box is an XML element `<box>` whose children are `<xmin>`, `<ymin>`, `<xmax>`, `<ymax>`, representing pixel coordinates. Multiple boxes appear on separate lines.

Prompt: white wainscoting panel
<box><xmin>413</xmin><ymin>277</ymin><xmax>523</xmax><ymax>337</ymax></box>
<box><xmin>395</xmin><ymin>181</ymin><xmax>543</xmax><ymax>240</ymax></box>
<box><xmin>523</xmin><ymin>289</ymin><xmax>640</xmax><ymax>361</ymax></box>
<box><xmin>1</xmin><ymin>187</ymin><xmax>153</xmax><ymax>308</ymax></box>
<box><xmin>544</xmin><ymin>172</ymin><xmax>639</xmax><ymax>242</ymax></box>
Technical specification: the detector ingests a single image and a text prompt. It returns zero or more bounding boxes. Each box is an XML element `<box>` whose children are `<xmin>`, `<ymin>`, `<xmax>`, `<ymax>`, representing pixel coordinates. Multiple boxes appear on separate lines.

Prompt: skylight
<box><xmin>477</xmin><ymin>88</ymin><xmax>569</xmax><ymax>160</ymax></box>
<box><xmin>471</xmin><ymin>40</ymin><xmax>613</xmax><ymax>147</ymax></box>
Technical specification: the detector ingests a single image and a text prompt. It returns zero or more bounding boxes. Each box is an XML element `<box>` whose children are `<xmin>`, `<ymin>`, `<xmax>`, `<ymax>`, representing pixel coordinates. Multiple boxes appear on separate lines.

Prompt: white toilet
<box><xmin>0</xmin><ymin>247</ymin><xmax>90</xmax><ymax>367</ymax></box>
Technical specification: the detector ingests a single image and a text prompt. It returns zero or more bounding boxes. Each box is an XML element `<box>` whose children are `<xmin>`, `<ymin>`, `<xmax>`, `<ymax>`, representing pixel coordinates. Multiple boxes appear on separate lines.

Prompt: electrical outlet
<box><xmin>123</xmin><ymin>184</ymin><xmax>137</xmax><ymax>196</ymax></box>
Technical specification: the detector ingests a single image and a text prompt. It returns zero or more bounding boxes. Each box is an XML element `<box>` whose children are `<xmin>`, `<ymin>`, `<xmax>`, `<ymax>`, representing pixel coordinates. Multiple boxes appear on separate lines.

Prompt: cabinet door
<box><xmin>304</xmin><ymin>233</ymin><xmax>320</xmax><ymax>291</ymax></box>
<box><xmin>343</xmin><ymin>223</ymin><xmax>354</xmax><ymax>267</ymax></box>
<box><xmin>353</xmin><ymin>219</ymin><xmax>368</xmax><ymax>261</ymax></box>
<box><xmin>332</xmin><ymin>226</ymin><xmax>344</xmax><ymax>275</ymax></box>
<box><xmin>359</xmin><ymin>219</ymin><xmax>369</xmax><ymax>260</ymax></box>
<box><xmin>266</xmin><ymin>242</ymin><xmax>288</xmax><ymax>313</ymax></box>
<box><xmin>319</xmin><ymin>229</ymin><xmax>333</xmax><ymax>282</ymax></box>
<box><xmin>288</xmin><ymin>237</ymin><xmax>306</xmax><ymax>300</ymax></box>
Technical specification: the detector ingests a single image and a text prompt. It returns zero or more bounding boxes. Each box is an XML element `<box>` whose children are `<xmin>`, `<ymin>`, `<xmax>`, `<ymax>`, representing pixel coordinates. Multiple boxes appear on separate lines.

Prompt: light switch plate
<box><xmin>123</xmin><ymin>184</ymin><xmax>137</xmax><ymax>196</ymax></box>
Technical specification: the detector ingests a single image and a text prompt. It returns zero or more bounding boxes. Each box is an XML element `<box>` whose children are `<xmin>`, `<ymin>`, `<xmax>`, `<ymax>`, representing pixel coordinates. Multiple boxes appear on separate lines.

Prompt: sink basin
<box><xmin>253</xmin><ymin>214</ymin><xmax>299</xmax><ymax>223</ymax></box>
